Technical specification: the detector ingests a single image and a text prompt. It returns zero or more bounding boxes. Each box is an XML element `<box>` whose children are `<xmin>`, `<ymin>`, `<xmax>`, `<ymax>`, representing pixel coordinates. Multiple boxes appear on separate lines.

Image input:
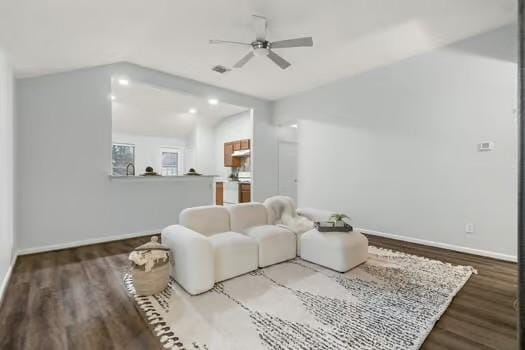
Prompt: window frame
<box><xmin>159</xmin><ymin>147</ymin><xmax>183</xmax><ymax>176</ymax></box>
<box><xmin>111</xmin><ymin>143</ymin><xmax>136</xmax><ymax>176</ymax></box>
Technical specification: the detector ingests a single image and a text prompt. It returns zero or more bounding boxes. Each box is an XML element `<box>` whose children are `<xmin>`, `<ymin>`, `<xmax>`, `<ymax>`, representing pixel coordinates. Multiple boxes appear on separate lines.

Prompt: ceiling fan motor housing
<box><xmin>252</xmin><ymin>40</ymin><xmax>270</xmax><ymax>56</ymax></box>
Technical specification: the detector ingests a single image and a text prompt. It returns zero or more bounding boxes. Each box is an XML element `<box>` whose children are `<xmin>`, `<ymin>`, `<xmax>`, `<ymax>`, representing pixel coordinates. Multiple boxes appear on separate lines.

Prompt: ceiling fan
<box><xmin>209</xmin><ymin>15</ymin><xmax>314</xmax><ymax>70</ymax></box>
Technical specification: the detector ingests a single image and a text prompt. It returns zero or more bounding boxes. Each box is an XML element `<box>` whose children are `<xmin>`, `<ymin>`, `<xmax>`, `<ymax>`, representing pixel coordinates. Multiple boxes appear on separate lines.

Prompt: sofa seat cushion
<box><xmin>243</xmin><ymin>225</ymin><xmax>297</xmax><ymax>267</ymax></box>
<box><xmin>208</xmin><ymin>232</ymin><xmax>258</xmax><ymax>282</ymax></box>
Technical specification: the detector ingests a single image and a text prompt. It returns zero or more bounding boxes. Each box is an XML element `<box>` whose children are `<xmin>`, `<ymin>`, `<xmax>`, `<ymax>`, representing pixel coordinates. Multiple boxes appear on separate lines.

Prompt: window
<box><xmin>160</xmin><ymin>149</ymin><xmax>181</xmax><ymax>176</ymax></box>
<box><xmin>112</xmin><ymin>143</ymin><xmax>135</xmax><ymax>176</ymax></box>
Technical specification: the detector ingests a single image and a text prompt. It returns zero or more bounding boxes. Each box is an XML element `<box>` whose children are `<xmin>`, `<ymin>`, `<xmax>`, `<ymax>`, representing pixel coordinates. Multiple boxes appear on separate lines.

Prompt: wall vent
<box><xmin>212</xmin><ymin>65</ymin><xmax>231</xmax><ymax>74</ymax></box>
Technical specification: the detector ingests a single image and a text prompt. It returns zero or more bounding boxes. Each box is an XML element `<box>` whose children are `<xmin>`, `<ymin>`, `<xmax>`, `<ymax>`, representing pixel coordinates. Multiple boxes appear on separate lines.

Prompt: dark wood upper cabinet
<box><xmin>224</xmin><ymin>142</ymin><xmax>240</xmax><ymax>167</ymax></box>
<box><xmin>240</xmin><ymin>139</ymin><xmax>250</xmax><ymax>150</ymax></box>
<box><xmin>224</xmin><ymin>139</ymin><xmax>250</xmax><ymax>168</ymax></box>
<box><xmin>224</xmin><ymin>142</ymin><xmax>233</xmax><ymax>167</ymax></box>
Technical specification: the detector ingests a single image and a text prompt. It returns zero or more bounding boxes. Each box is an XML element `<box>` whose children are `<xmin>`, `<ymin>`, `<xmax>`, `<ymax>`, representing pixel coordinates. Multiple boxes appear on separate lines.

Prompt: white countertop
<box><xmin>215</xmin><ymin>177</ymin><xmax>251</xmax><ymax>183</ymax></box>
<box><xmin>109</xmin><ymin>175</ymin><xmax>217</xmax><ymax>182</ymax></box>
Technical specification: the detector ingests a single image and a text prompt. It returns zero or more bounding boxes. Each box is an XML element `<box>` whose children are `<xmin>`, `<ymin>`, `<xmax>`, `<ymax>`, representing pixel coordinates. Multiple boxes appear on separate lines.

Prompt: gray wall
<box><xmin>273</xmin><ymin>25</ymin><xmax>518</xmax><ymax>259</ymax></box>
<box><xmin>0</xmin><ymin>49</ymin><xmax>14</xmax><ymax>294</ymax></box>
<box><xmin>16</xmin><ymin>63</ymin><xmax>277</xmax><ymax>251</ymax></box>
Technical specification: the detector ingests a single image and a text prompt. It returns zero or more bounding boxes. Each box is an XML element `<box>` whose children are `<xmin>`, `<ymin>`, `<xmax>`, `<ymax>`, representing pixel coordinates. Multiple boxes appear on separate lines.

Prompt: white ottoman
<box><xmin>300</xmin><ymin>229</ymin><xmax>368</xmax><ymax>272</ymax></box>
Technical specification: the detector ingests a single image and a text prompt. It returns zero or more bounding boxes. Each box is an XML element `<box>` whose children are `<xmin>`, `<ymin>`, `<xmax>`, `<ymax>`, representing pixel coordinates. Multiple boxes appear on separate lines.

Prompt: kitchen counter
<box><xmin>215</xmin><ymin>178</ymin><xmax>251</xmax><ymax>184</ymax></box>
<box><xmin>109</xmin><ymin>175</ymin><xmax>217</xmax><ymax>182</ymax></box>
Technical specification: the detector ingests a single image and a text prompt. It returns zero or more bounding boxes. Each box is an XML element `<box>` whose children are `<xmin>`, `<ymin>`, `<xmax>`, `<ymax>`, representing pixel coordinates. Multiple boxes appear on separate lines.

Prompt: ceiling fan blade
<box><xmin>271</xmin><ymin>37</ymin><xmax>314</xmax><ymax>49</ymax></box>
<box><xmin>209</xmin><ymin>39</ymin><xmax>251</xmax><ymax>46</ymax></box>
<box><xmin>252</xmin><ymin>15</ymin><xmax>267</xmax><ymax>41</ymax></box>
<box><xmin>234</xmin><ymin>51</ymin><xmax>255</xmax><ymax>68</ymax></box>
<box><xmin>267</xmin><ymin>50</ymin><xmax>291</xmax><ymax>69</ymax></box>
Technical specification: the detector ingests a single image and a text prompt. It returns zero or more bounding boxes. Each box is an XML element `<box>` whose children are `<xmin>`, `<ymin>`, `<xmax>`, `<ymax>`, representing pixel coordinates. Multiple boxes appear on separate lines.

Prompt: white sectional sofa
<box><xmin>162</xmin><ymin>198</ymin><xmax>368</xmax><ymax>295</ymax></box>
<box><xmin>162</xmin><ymin>203</ymin><xmax>296</xmax><ymax>295</ymax></box>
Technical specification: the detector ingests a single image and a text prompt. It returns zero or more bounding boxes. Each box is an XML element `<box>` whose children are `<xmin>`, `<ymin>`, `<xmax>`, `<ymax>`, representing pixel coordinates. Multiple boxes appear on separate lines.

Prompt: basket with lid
<box><xmin>128</xmin><ymin>236</ymin><xmax>171</xmax><ymax>296</ymax></box>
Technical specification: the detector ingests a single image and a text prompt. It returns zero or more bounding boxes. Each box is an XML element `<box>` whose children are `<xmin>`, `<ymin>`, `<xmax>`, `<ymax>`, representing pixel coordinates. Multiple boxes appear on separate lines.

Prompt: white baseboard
<box><xmin>358</xmin><ymin>227</ymin><xmax>517</xmax><ymax>263</ymax></box>
<box><xmin>0</xmin><ymin>254</ymin><xmax>17</xmax><ymax>306</ymax></box>
<box><xmin>17</xmin><ymin>229</ymin><xmax>160</xmax><ymax>256</ymax></box>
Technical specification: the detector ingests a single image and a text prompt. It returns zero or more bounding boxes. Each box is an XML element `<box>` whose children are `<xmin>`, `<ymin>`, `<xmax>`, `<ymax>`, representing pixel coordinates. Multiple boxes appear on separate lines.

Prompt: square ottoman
<box><xmin>300</xmin><ymin>229</ymin><xmax>368</xmax><ymax>272</ymax></box>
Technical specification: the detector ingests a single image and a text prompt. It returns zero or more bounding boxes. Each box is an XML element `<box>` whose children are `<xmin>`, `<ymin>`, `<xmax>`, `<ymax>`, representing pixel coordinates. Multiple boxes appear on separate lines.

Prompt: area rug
<box><xmin>124</xmin><ymin>246</ymin><xmax>476</xmax><ymax>350</ymax></box>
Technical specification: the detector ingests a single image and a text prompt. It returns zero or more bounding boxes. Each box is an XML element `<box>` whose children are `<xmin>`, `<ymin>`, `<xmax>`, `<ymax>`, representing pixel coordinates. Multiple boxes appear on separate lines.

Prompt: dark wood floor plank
<box><xmin>0</xmin><ymin>234</ymin><xmax>517</xmax><ymax>349</ymax></box>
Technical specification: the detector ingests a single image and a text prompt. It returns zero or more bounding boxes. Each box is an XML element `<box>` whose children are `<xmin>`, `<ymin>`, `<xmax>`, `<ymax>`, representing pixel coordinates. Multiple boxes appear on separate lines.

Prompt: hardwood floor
<box><xmin>0</xmin><ymin>235</ymin><xmax>517</xmax><ymax>350</ymax></box>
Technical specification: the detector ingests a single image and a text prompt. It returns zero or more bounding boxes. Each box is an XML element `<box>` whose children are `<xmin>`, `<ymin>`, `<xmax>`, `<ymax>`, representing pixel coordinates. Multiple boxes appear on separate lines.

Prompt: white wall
<box><xmin>274</xmin><ymin>25</ymin><xmax>518</xmax><ymax>259</ymax></box>
<box><xmin>277</xmin><ymin>125</ymin><xmax>298</xmax><ymax>143</ymax></box>
<box><xmin>184</xmin><ymin>122</ymin><xmax>216</xmax><ymax>175</ymax></box>
<box><xmin>184</xmin><ymin>127</ymin><xmax>197</xmax><ymax>173</ymax></box>
<box><xmin>0</xmin><ymin>49</ymin><xmax>14</xmax><ymax>297</ymax></box>
<box><xmin>113</xmin><ymin>133</ymin><xmax>185</xmax><ymax>175</ymax></box>
<box><xmin>214</xmin><ymin>111</ymin><xmax>252</xmax><ymax>178</ymax></box>
<box><xmin>16</xmin><ymin>62</ymin><xmax>277</xmax><ymax>251</ymax></box>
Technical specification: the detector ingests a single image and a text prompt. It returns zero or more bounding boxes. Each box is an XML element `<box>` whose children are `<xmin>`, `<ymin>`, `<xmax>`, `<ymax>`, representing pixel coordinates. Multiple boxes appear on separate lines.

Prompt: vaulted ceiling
<box><xmin>112</xmin><ymin>81</ymin><xmax>248</xmax><ymax>139</ymax></box>
<box><xmin>0</xmin><ymin>0</ymin><xmax>516</xmax><ymax>100</ymax></box>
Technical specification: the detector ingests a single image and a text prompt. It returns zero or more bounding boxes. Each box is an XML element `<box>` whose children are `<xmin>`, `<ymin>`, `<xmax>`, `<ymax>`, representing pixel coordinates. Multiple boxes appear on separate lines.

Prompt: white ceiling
<box><xmin>112</xmin><ymin>80</ymin><xmax>248</xmax><ymax>139</ymax></box>
<box><xmin>0</xmin><ymin>0</ymin><xmax>516</xmax><ymax>100</ymax></box>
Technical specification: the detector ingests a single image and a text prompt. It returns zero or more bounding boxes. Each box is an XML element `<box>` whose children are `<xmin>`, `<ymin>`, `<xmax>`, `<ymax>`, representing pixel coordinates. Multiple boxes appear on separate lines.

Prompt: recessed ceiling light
<box><xmin>208</xmin><ymin>98</ymin><xmax>219</xmax><ymax>105</ymax></box>
<box><xmin>290</xmin><ymin>124</ymin><xmax>298</xmax><ymax>128</ymax></box>
<box><xmin>118</xmin><ymin>78</ymin><xmax>129</xmax><ymax>86</ymax></box>
<box><xmin>110</xmin><ymin>95</ymin><xmax>116</xmax><ymax>101</ymax></box>
<box><xmin>189</xmin><ymin>108</ymin><xmax>197</xmax><ymax>114</ymax></box>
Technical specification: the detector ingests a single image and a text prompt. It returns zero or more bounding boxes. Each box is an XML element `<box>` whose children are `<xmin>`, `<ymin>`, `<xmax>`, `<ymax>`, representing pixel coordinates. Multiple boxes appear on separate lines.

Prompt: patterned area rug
<box><xmin>124</xmin><ymin>246</ymin><xmax>476</xmax><ymax>350</ymax></box>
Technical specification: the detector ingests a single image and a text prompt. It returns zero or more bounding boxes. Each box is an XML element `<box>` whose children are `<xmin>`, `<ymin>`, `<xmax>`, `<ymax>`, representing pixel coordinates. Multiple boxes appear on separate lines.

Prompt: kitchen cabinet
<box><xmin>216</xmin><ymin>181</ymin><xmax>251</xmax><ymax>205</ymax></box>
<box><xmin>240</xmin><ymin>139</ymin><xmax>250</xmax><ymax>150</ymax></box>
<box><xmin>233</xmin><ymin>141</ymin><xmax>241</xmax><ymax>151</ymax></box>
<box><xmin>216</xmin><ymin>182</ymin><xmax>223</xmax><ymax>205</ymax></box>
<box><xmin>224</xmin><ymin>142</ymin><xmax>240</xmax><ymax>167</ymax></box>
<box><xmin>239</xmin><ymin>183</ymin><xmax>251</xmax><ymax>203</ymax></box>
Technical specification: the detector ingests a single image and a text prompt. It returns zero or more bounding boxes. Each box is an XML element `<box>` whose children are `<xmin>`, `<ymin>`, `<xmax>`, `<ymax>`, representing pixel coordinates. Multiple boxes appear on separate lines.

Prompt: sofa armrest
<box><xmin>296</xmin><ymin>208</ymin><xmax>337</xmax><ymax>222</ymax></box>
<box><xmin>161</xmin><ymin>225</ymin><xmax>214</xmax><ymax>295</ymax></box>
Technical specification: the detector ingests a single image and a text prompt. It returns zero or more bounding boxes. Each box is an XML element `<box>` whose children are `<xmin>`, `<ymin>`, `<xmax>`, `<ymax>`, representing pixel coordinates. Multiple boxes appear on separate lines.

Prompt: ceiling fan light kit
<box><xmin>209</xmin><ymin>15</ymin><xmax>314</xmax><ymax>70</ymax></box>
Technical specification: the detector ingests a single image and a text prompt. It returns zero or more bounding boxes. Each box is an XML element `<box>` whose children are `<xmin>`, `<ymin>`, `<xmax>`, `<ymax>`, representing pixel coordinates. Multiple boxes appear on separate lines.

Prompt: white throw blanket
<box><xmin>263</xmin><ymin>196</ymin><xmax>314</xmax><ymax>234</ymax></box>
<box><xmin>129</xmin><ymin>249</ymin><xmax>169</xmax><ymax>272</ymax></box>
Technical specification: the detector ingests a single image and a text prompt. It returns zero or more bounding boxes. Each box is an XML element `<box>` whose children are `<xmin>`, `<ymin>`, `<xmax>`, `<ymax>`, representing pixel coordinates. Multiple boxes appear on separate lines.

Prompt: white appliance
<box><xmin>223</xmin><ymin>172</ymin><xmax>251</xmax><ymax>205</ymax></box>
<box><xmin>224</xmin><ymin>182</ymin><xmax>240</xmax><ymax>205</ymax></box>
<box><xmin>238</xmin><ymin>171</ymin><xmax>251</xmax><ymax>183</ymax></box>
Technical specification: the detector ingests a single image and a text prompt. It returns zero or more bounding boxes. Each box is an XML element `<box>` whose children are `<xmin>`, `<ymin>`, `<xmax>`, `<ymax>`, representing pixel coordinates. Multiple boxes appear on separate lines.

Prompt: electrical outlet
<box><xmin>465</xmin><ymin>223</ymin><xmax>475</xmax><ymax>234</ymax></box>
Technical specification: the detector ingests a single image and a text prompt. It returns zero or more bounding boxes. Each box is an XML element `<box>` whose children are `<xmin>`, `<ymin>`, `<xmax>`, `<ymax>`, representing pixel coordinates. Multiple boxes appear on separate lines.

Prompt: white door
<box><xmin>278</xmin><ymin>142</ymin><xmax>298</xmax><ymax>202</ymax></box>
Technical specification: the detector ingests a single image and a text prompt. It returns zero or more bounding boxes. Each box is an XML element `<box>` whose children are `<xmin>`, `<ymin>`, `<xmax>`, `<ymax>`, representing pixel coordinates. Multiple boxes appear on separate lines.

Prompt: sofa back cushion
<box><xmin>227</xmin><ymin>203</ymin><xmax>268</xmax><ymax>232</ymax></box>
<box><xmin>180</xmin><ymin>205</ymin><xmax>230</xmax><ymax>236</ymax></box>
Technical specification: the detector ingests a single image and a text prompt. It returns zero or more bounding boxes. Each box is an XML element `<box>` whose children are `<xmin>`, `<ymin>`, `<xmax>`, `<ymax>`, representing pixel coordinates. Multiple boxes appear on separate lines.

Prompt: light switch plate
<box><xmin>478</xmin><ymin>141</ymin><xmax>494</xmax><ymax>152</ymax></box>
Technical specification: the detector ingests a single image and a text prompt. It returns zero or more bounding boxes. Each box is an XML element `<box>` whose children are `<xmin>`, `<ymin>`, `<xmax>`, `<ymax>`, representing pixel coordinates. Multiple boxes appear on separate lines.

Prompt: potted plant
<box><xmin>329</xmin><ymin>213</ymin><xmax>350</xmax><ymax>227</ymax></box>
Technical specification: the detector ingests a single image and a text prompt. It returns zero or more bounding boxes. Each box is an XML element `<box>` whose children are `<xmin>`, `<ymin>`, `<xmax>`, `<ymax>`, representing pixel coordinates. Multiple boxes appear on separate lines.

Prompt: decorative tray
<box><xmin>314</xmin><ymin>221</ymin><xmax>353</xmax><ymax>232</ymax></box>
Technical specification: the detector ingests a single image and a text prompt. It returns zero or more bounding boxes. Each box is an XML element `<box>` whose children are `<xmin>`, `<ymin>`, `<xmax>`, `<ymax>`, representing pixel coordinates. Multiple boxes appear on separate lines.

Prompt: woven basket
<box><xmin>131</xmin><ymin>262</ymin><xmax>170</xmax><ymax>296</ymax></box>
<box><xmin>129</xmin><ymin>236</ymin><xmax>171</xmax><ymax>296</ymax></box>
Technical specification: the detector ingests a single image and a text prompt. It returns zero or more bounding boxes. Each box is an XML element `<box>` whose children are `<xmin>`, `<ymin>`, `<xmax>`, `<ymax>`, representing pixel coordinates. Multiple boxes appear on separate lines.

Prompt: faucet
<box><xmin>126</xmin><ymin>162</ymin><xmax>135</xmax><ymax>176</ymax></box>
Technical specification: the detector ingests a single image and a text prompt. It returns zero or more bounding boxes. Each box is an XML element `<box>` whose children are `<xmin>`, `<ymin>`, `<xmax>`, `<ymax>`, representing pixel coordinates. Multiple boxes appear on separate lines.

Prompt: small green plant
<box><xmin>329</xmin><ymin>213</ymin><xmax>350</xmax><ymax>225</ymax></box>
